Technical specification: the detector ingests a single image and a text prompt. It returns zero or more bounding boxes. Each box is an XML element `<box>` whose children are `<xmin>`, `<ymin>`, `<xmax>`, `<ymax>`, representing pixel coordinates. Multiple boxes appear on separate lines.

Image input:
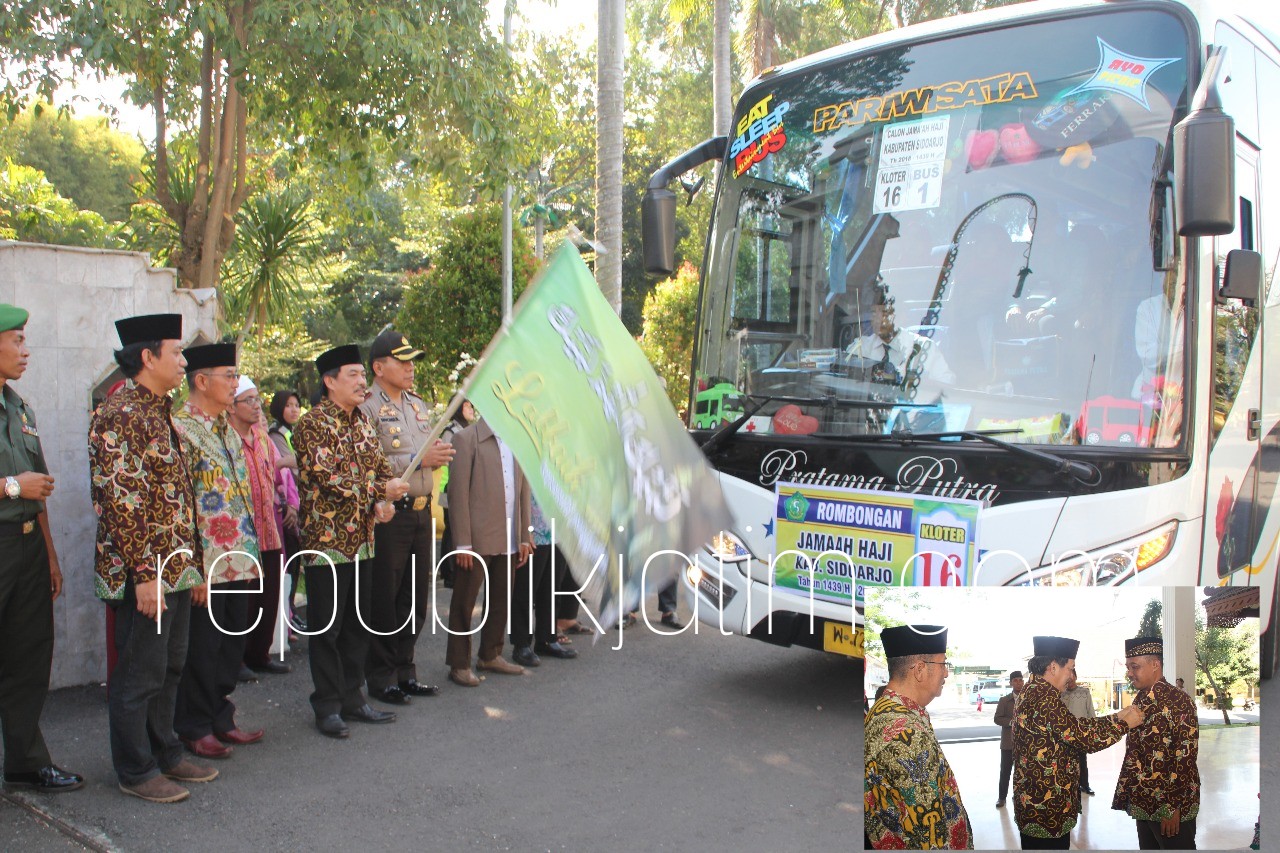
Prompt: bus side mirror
<box><xmin>1174</xmin><ymin>46</ymin><xmax>1235</xmax><ymax>236</ymax></box>
<box><xmin>642</xmin><ymin>187</ymin><xmax>678</xmax><ymax>277</ymax></box>
<box><xmin>1221</xmin><ymin>248</ymin><xmax>1263</xmax><ymax>304</ymax></box>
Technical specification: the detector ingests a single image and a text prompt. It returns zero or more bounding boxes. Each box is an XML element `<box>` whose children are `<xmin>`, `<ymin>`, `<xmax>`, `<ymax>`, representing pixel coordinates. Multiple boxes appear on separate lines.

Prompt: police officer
<box><xmin>0</xmin><ymin>304</ymin><xmax>83</xmax><ymax>793</ymax></box>
<box><xmin>359</xmin><ymin>329</ymin><xmax>454</xmax><ymax>705</ymax></box>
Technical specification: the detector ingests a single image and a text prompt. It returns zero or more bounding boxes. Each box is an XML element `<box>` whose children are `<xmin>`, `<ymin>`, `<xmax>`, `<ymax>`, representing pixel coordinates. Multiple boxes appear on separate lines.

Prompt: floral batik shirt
<box><xmin>293</xmin><ymin>397</ymin><xmax>392</xmax><ymax>566</ymax></box>
<box><xmin>1112</xmin><ymin>678</ymin><xmax>1200</xmax><ymax>822</ymax></box>
<box><xmin>173</xmin><ymin>402</ymin><xmax>261</xmax><ymax>584</ymax></box>
<box><xmin>865</xmin><ymin>688</ymin><xmax>973</xmax><ymax>850</ymax></box>
<box><xmin>239</xmin><ymin>422</ymin><xmax>283</xmax><ymax>553</ymax></box>
<box><xmin>1013</xmin><ymin>675</ymin><xmax>1128</xmax><ymax>839</ymax></box>
<box><xmin>89</xmin><ymin>381</ymin><xmax>203</xmax><ymax>599</ymax></box>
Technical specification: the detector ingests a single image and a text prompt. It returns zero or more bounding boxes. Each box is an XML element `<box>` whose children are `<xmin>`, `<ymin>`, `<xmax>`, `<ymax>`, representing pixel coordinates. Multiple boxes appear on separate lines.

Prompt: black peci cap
<box><xmin>183</xmin><ymin>343</ymin><xmax>237</xmax><ymax>373</ymax></box>
<box><xmin>1033</xmin><ymin>636</ymin><xmax>1080</xmax><ymax>659</ymax></box>
<box><xmin>881</xmin><ymin>624</ymin><xmax>948</xmax><ymax>658</ymax></box>
<box><xmin>1125</xmin><ymin>636</ymin><xmax>1163</xmax><ymax>657</ymax></box>
<box><xmin>315</xmin><ymin>344</ymin><xmax>362</xmax><ymax>377</ymax></box>
<box><xmin>1009</xmin><ymin>670</ymin><xmax>1024</xmax><ymax>682</ymax></box>
<box><xmin>116</xmin><ymin>313</ymin><xmax>182</xmax><ymax>347</ymax></box>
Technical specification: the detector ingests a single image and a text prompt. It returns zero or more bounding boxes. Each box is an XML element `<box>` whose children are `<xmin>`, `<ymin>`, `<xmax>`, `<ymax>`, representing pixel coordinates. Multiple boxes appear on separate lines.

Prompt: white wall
<box><xmin>0</xmin><ymin>241</ymin><xmax>220</xmax><ymax>688</ymax></box>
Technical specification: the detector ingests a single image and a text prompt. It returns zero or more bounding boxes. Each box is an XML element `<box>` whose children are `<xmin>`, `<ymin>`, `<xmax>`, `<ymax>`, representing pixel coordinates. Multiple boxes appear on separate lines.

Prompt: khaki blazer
<box><xmin>445</xmin><ymin>418</ymin><xmax>532</xmax><ymax>556</ymax></box>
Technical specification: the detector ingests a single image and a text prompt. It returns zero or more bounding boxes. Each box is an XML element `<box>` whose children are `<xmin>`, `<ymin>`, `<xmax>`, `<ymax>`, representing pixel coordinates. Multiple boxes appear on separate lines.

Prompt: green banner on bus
<box><xmin>772</xmin><ymin>482</ymin><xmax>981</xmax><ymax>603</ymax></box>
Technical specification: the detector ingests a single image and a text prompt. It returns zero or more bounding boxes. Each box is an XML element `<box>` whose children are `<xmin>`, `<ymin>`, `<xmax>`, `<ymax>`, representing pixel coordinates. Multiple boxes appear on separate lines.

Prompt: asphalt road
<box><xmin>1</xmin><ymin>608</ymin><xmax>857</xmax><ymax>852</ymax></box>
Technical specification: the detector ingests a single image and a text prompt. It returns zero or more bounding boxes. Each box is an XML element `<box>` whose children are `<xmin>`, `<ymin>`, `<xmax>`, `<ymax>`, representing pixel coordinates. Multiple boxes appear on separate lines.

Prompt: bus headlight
<box><xmin>1019</xmin><ymin>521</ymin><xmax>1178</xmax><ymax>586</ymax></box>
<box><xmin>705</xmin><ymin>530</ymin><xmax>751</xmax><ymax>563</ymax></box>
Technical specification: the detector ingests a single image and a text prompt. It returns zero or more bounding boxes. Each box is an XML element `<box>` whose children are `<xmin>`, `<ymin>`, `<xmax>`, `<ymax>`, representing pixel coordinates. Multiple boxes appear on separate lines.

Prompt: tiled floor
<box><xmin>945</xmin><ymin>725</ymin><xmax>1259</xmax><ymax>850</ymax></box>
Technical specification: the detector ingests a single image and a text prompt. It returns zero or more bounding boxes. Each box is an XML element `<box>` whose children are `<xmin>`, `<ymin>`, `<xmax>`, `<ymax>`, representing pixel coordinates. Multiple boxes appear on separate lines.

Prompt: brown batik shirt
<box><xmin>293</xmin><ymin>396</ymin><xmax>393</xmax><ymax>566</ymax></box>
<box><xmin>1113</xmin><ymin>678</ymin><xmax>1200</xmax><ymax>822</ymax></box>
<box><xmin>89</xmin><ymin>381</ymin><xmax>203</xmax><ymax>599</ymax></box>
<box><xmin>1013</xmin><ymin>674</ymin><xmax>1129</xmax><ymax>839</ymax></box>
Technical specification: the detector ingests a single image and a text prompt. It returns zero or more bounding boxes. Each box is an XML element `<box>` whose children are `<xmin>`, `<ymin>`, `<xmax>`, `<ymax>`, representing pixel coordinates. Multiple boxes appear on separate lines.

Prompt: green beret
<box><xmin>0</xmin><ymin>304</ymin><xmax>29</xmax><ymax>333</ymax></box>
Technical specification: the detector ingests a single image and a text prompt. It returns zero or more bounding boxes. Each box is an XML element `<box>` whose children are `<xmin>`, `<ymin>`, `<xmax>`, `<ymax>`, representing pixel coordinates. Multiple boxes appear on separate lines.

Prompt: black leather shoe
<box><xmin>400</xmin><ymin>679</ymin><xmax>440</xmax><ymax>697</ymax></box>
<box><xmin>660</xmin><ymin>612</ymin><xmax>686</xmax><ymax>630</ymax></box>
<box><xmin>512</xmin><ymin>646</ymin><xmax>542</xmax><ymax>667</ymax></box>
<box><xmin>237</xmin><ymin>665</ymin><xmax>259</xmax><ymax>683</ymax></box>
<box><xmin>315</xmin><ymin>714</ymin><xmax>350</xmax><ymax>739</ymax></box>
<box><xmin>341</xmin><ymin>704</ymin><xmax>396</xmax><ymax>724</ymax></box>
<box><xmin>249</xmin><ymin>660</ymin><xmax>292</xmax><ymax>675</ymax></box>
<box><xmin>372</xmin><ymin>685</ymin><xmax>410</xmax><ymax>705</ymax></box>
<box><xmin>1082</xmin><ymin>787</ymin><xmax>1096</xmax><ymax>795</ymax></box>
<box><xmin>533</xmin><ymin>641</ymin><xmax>579</xmax><ymax>660</ymax></box>
<box><xmin>3</xmin><ymin>765</ymin><xmax>85</xmax><ymax>793</ymax></box>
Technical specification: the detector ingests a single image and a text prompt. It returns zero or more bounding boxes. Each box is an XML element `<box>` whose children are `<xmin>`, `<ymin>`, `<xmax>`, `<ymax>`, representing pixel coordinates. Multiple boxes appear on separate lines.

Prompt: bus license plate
<box><xmin>824</xmin><ymin>622</ymin><xmax>862</xmax><ymax>658</ymax></box>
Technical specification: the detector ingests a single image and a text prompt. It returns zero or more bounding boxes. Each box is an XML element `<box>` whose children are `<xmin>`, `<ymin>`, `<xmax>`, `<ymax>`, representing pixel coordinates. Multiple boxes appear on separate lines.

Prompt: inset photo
<box><xmin>863</xmin><ymin>587</ymin><xmax>1261</xmax><ymax>850</ymax></box>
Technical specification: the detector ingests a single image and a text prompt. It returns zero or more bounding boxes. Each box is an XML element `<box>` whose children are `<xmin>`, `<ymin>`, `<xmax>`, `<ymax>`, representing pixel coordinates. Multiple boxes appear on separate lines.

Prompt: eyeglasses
<box><xmin>236</xmin><ymin>395</ymin><xmax>261</xmax><ymax>406</ymax></box>
<box><xmin>920</xmin><ymin>660</ymin><xmax>953</xmax><ymax>673</ymax></box>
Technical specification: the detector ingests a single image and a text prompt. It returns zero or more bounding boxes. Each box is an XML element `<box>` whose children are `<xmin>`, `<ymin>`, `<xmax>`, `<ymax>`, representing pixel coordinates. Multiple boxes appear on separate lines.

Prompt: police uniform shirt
<box><xmin>0</xmin><ymin>384</ymin><xmax>48</xmax><ymax>524</ymax></box>
<box><xmin>358</xmin><ymin>385</ymin><xmax>434</xmax><ymax>498</ymax></box>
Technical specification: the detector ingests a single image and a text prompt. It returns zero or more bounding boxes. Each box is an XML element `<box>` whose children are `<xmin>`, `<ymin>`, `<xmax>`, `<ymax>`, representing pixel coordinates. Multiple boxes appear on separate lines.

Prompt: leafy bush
<box><xmin>0</xmin><ymin>161</ymin><xmax>119</xmax><ymax>247</ymax></box>
<box><xmin>396</xmin><ymin>206</ymin><xmax>537</xmax><ymax>401</ymax></box>
<box><xmin>639</xmin><ymin>261</ymin><xmax>699</xmax><ymax>413</ymax></box>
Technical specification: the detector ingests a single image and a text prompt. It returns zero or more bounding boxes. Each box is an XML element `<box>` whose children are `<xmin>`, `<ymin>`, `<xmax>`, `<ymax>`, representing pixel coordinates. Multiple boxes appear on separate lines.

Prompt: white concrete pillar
<box><xmin>1163</xmin><ymin>585</ymin><xmax>1197</xmax><ymax>692</ymax></box>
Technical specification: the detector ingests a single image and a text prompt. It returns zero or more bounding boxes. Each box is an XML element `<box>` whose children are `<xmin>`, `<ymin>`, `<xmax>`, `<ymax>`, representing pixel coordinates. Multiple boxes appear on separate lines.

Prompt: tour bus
<box><xmin>642</xmin><ymin>0</ymin><xmax>1280</xmax><ymax>676</ymax></box>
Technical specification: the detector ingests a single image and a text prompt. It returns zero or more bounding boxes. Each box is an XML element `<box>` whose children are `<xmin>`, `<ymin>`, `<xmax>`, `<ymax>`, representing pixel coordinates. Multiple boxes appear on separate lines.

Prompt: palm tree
<box><xmin>667</xmin><ymin>0</ymin><xmax>732</xmax><ymax>137</ymax></box>
<box><xmin>596</xmin><ymin>0</ymin><xmax>625</xmax><ymax>313</ymax></box>
<box><xmin>222</xmin><ymin>185</ymin><xmax>322</xmax><ymax>349</ymax></box>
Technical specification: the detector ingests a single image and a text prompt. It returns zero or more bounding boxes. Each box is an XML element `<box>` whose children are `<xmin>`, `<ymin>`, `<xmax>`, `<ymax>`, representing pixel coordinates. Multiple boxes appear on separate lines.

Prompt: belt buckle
<box><xmin>22</xmin><ymin>520</ymin><xmax>35</xmax><ymax>535</ymax></box>
<box><xmin>412</xmin><ymin>496</ymin><xmax>428</xmax><ymax>511</ymax></box>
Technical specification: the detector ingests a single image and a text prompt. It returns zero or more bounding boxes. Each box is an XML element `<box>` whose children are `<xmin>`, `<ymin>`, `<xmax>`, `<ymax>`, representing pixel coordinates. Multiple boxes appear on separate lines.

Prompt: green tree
<box><xmin>0</xmin><ymin>103</ymin><xmax>144</xmax><ymax>221</ymax></box>
<box><xmin>395</xmin><ymin>206</ymin><xmax>537</xmax><ymax>402</ymax></box>
<box><xmin>0</xmin><ymin>161</ymin><xmax>119</xmax><ymax>247</ymax></box>
<box><xmin>1195</xmin><ymin>610</ymin><xmax>1258</xmax><ymax>724</ymax></box>
<box><xmin>1</xmin><ymin>1</ymin><xmax>513</xmax><ymax>292</ymax></box>
<box><xmin>1138</xmin><ymin>599</ymin><xmax>1163</xmax><ymax>638</ymax></box>
<box><xmin>640</xmin><ymin>262</ymin><xmax>700</xmax><ymax>413</ymax></box>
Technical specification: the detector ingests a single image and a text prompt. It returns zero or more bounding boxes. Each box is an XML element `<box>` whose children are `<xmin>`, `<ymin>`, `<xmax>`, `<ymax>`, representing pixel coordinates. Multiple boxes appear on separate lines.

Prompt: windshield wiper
<box><xmin>866</xmin><ymin>428</ymin><xmax>1102</xmax><ymax>485</ymax></box>
<box><xmin>699</xmin><ymin>396</ymin><xmax>773</xmax><ymax>457</ymax></box>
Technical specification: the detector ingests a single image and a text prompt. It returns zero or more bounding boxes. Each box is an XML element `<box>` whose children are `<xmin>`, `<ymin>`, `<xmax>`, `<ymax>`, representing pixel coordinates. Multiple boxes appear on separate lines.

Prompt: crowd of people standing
<box><xmin>0</xmin><ymin>307</ymin><xmax>595</xmax><ymax>804</ymax></box>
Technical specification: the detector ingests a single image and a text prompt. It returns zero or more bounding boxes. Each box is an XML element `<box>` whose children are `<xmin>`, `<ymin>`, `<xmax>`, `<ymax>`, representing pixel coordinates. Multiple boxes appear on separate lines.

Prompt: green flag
<box><xmin>463</xmin><ymin>244</ymin><xmax>732</xmax><ymax>629</ymax></box>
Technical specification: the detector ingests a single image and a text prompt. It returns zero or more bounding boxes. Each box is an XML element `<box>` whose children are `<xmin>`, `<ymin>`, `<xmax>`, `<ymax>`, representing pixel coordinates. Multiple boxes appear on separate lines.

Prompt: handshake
<box><xmin>1116</xmin><ymin>703</ymin><xmax>1146</xmax><ymax>729</ymax></box>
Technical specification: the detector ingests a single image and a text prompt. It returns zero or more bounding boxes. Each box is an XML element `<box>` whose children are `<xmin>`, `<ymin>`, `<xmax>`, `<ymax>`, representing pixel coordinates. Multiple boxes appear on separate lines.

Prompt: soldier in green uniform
<box><xmin>0</xmin><ymin>303</ymin><xmax>84</xmax><ymax>793</ymax></box>
<box><xmin>358</xmin><ymin>329</ymin><xmax>454</xmax><ymax>705</ymax></box>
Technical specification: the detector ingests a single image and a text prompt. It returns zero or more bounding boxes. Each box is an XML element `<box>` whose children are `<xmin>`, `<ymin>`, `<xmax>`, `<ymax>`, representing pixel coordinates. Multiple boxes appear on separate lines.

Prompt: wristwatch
<box><xmin>4</xmin><ymin>476</ymin><xmax>19</xmax><ymax>499</ymax></box>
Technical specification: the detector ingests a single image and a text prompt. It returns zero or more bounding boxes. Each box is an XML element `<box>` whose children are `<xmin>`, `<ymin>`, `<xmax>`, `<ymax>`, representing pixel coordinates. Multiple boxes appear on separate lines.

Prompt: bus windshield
<box><xmin>699</xmin><ymin>7</ymin><xmax>1191</xmax><ymax>450</ymax></box>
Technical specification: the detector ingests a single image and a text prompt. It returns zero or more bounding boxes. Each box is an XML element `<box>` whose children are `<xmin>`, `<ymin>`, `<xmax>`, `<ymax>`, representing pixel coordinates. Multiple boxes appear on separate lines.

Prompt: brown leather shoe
<box><xmin>215</xmin><ymin>727</ymin><xmax>264</xmax><ymax>746</ymax></box>
<box><xmin>477</xmin><ymin>656</ymin><xmax>524</xmax><ymax>675</ymax></box>
<box><xmin>162</xmin><ymin>759</ymin><xmax>218</xmax><ymax>783</ymax></box>
<box><xmin>119</xmin><ymin>775</ymin><xmax>190</xmax><ymax>803</ymax></box>
<box><xmin>181</xmin><ymin>734</ymin><xmax>232</xmax><ymax>760</ymax></box>
<box><xmin>448</xmin><ymin>668</ymin><xmax>481</xmax><ymax>687</ymax></box>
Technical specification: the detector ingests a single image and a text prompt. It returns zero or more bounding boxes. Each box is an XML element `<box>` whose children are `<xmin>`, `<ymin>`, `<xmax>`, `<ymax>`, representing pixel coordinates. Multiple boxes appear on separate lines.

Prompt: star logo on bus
<box><xmin>1066</xmin><ymin>38</ymin><xmax>1179</xmax><ymax>110</ymax></box>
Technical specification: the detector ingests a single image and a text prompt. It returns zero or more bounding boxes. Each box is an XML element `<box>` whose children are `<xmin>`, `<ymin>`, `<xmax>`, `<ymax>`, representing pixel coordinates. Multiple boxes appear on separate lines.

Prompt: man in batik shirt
<box><xmin>1113</xmin><ymin>636</ymin><xmax>1199</xmax><ymax>849</ymax></box>
<box><xmin>294</xmin><ymin>344</ymin><xmax>409</xmax><ymax>739</ymax></box>
<box><xmin>172</xmin><ymin>344</ymin><xmax>264</xmax><ymax>760</ymax></box>
<box><xmin>90</xmin><ymin>314</ymin><xmax>213</xmax><ymax>804</ymax></box>
<box><xmin>1013</xmin><ymin>635</ymin><xmax>1145</xmax><ymax>849</ymax></box>
<box><xmin>865</xmin><ymin>624</ymin><xmax>973</xmax><ymax>850</ymax></box>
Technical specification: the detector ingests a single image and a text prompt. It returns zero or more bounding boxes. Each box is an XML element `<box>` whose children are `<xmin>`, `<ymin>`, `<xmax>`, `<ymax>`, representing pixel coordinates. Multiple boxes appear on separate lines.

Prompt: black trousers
<box><xmin>1020</xmin><ymin>832</ymin><xmax>1070</xmax><ymax>849</ymax></box>
<box><xmin>551</xmin><ymin>547</ymin><xmax>579</xmax><ymax>622</ymax></box>
<box><xmin>108</xmin><ymin>586</ymin><xmax>191</xmax><ymax>786</ymax></box>
<box><xmin>998</xmin><ymin>748</ymin><xmax>1013</xmax><ymax>802</ymax></box>
<box><xmin>366</xmin><ymin>508</ymin><xmax>433</xmax><ymax>691</ymax></box>
<box><xmin>0</xmin><ymin>525</ymin><xmax>53</xmax><ymax>774</ymax></box>
<box><xmin>510</xmin><ymin>543</ymin><xmax>555</xmax><ymax>648</ymax></box>
<box><xmin>174</xmin><ymin>579</ymin><xmax>252</xmax><ymax>740</ymax></box>
<box><xmin>243</xmin><ymin>550</ymin><xmax>283</xmax><ymax>667</ymax></box>
<box><xmin>1079</xmin><ymin>750</ymin><xmax>1091</xmax><ymax>791</ymax></box>
<box><xmin>304</xmin><ymin>561</ymin><xmax>373</xmax><ymax>718</ymax></box>
<box><xmin>1136</xmin><ymin>817</ymin><xmax>1197</xmax><ymax>849</ymax></box>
